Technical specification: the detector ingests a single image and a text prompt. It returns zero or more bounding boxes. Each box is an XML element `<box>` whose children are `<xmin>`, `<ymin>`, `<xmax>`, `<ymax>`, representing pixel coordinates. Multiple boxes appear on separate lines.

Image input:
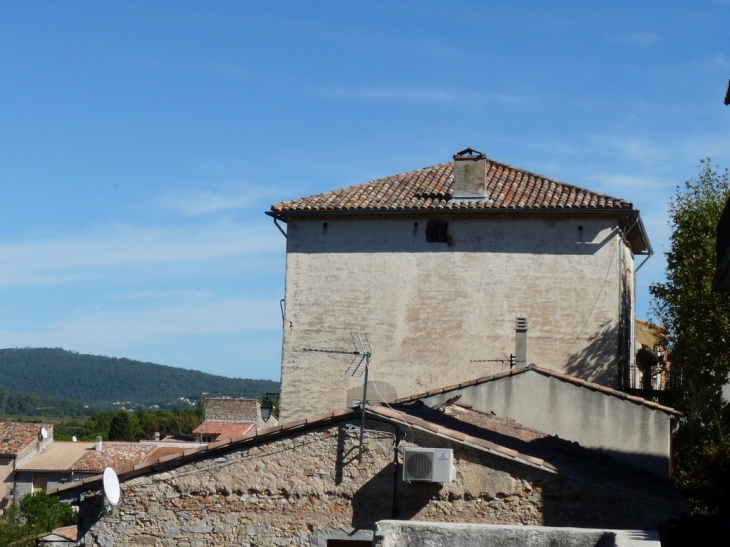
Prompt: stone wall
<box><xmin>204</xmin><ymin>398</ymin><xmax>259</xmax><ymax>423</ymax></box>
<box><xmin>76</xmin><ymin>418</ymin><xmax>674</xmax><ymax>546</ymax></box>
<box><xmin>279</xmin><ymin>215</ymin><xmax>632</xmax><ymax>421</ymax></box>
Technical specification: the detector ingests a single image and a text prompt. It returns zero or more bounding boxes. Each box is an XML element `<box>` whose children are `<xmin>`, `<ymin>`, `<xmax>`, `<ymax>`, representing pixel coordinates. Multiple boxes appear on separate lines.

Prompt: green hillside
<box><xmin>0</xmin><ymin>385</ymin><xmax>89</xmax><ymax>418</ymax></box>
<box><xmin>0</xmin><ymin>348</ymin><xmax>279</xmax><ymax>406</ymax></box>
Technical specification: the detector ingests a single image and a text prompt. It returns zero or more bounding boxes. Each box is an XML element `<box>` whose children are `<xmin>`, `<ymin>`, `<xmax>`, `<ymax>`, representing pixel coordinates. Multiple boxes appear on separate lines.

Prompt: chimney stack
<box><xmin>452</xmin><ymin>148</ymin><xmax>487</xmax><ymax>199</ymax></box>
<box><xmin>95</xmin><ymin>436</ymin><xmax>103</xmax><ymax>452</ymax></box>
<box><xmin>515</xmin><ymin>315</ymin><xmax>528</xmax><ymax>368</ymax></box>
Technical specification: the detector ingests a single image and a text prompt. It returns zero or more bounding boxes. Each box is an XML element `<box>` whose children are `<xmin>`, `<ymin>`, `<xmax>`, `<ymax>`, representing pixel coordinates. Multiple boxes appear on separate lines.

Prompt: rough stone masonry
<box><xmin>75</xmin><ymin>417</ymin><xmax>672</xmax><ymax>546</ymax></box>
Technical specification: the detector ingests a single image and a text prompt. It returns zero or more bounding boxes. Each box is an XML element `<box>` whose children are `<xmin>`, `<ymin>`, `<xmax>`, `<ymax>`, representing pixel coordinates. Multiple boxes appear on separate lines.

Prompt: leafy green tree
<box><xmin>108</xmin><ymin>409</ymin><xmax>135</xmax><ymax>441</ymax></box>
<box><xmin>0</xmin><ymin>492</ymin><xmax>76</xmax><ymax>546</ymax></box>
<box><xmin>650</xmin><ymin>158</ymin><xmax>730</xmax><ymax>514</ymax></box>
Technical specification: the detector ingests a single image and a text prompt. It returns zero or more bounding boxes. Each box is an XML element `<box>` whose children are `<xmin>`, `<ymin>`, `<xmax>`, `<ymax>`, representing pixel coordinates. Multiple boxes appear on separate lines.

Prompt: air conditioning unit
<box><xmin>402</xmin><ymin>448</ymin><xmax>455</xmax><ymax>483</ymax></box>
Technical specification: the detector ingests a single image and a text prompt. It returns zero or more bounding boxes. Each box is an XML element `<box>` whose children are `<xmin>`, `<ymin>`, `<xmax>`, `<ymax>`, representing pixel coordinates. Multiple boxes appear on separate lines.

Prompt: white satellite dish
<box><xmin>102</xmin><ymin>467</ymin><xmax>121</xmax><ymax>506</ymax></box>
<box><xmin>40</xmin><ymin>427</ymin><xmax>48</xmax><ymax>440</ymax></box>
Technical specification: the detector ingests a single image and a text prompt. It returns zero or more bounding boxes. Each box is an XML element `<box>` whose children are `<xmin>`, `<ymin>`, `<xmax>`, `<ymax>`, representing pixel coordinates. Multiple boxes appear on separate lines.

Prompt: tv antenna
<box><xmin>304</xmin><ymin>331</ymin><xmax>372</xmax><ymax>462</ymax></box>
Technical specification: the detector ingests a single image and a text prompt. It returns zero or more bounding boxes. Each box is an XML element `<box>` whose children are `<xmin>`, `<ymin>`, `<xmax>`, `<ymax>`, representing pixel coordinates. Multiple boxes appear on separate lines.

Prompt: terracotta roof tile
<box><xmin>72</xmin><ymin>444</ymin><xmax>158</xmax><ymax>473</ymax></box>
<box><xmin>192</xmin><ymin>421</ymin><xmax>255</xmax><ymax>440</ymax></box>
<box><xmin>48</xmin><ymin>404</ymin><xmax>685</xmax><ymax>514</ymax></box>
<box><xmin>19</xmin><ymin>442</ymin><xmax>93</xmax><ymax>471</ymax></box>
<box><xmin>0</xmin><ymin>422</ymin><xmax>49</xmax><ymax>457</ymax></box>
<box><xmin>271</xmin><ymin>158</ymin><xmax>634</xmax><ymax>215</ymax></box>
<box><xmin>19</xmin><ymin>442</ymin><xmax>162</xmax><ymax>474</ymax></box>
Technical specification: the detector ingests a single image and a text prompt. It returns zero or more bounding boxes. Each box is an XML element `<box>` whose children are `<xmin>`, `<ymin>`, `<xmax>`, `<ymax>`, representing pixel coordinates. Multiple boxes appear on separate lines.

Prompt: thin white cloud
<box><xmin>585</xmin><ymin>173</ymin><xmax>669</xmax><ymax>194</ymax></box>
<box><xmin>110</xmin><ymin>289</ymin><xmax>216</xmax><ymax>301</ymax></box>
<box><xmin>159</xmin><ymin>182</ymin><xmax>283</xmax><ymax>216</ymax></box>
<box><xmin>611</xmin><ymin>32</ymin><xmax>660</xmax><ymax>47</ymax></box>
<box><xmin>0</xmin><ymin>294</ymin><xmax>281</xmax><ymax>352</ymax></box>
<box><xmin>311</xmin><ymin>86</ymin><xmax>533</xmax><ymax>107</ymax></box>
<box><xmin>588</xmin><ymin>135</ymin><xmax>674</xmax><ymax>166</ymax></box>
<box><xmin>704</xmin><ymin>54</ymin><xmax>730</xmax><ymax>70</ymax></box>
<box><xmin>0</xmin><ymin>219</ymin><xmax>284</xmax><ymax>289</ymax></box>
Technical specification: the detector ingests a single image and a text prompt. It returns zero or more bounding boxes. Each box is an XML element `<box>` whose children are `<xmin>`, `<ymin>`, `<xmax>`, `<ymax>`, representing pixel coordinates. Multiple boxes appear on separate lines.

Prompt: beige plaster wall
<box><xmin>0</xmin><ymin>458</ymin><xmax>13</xmax><ymax>511</ymax></box>
<box><xmin>280</xmin><ymin>215</ymin><xmax>633</xmax><ymax>421</ymax></box>
<box><xmin>418</xmin><ymin>370</ymin><xmax>671</xmax><ymax>476</ymax></box>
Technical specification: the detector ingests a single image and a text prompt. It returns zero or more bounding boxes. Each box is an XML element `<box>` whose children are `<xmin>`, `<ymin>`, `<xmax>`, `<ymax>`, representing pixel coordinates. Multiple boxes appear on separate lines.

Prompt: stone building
<box><xmin>192</xmin><ymin>397</ymin><xmax>277</xmax><ymax>442</ymax></box>
<box><xmin>54</xmin><ymin>399</ymin><xmax>684</xmax><ymax>546</ymax></box>
<box><xmin>267</xmin><ymin>149</ymin><xmax>653</xmax><ymax>421</ymax></box>
<box><xmin>0</xmin><ymin>422</ymin><xmax>52</xmax><ymax>511</ymax></box>
<box><xmin>15</xmin><ymin>440</ymin><xmax>180</xmax><ymax>499</ymax></box>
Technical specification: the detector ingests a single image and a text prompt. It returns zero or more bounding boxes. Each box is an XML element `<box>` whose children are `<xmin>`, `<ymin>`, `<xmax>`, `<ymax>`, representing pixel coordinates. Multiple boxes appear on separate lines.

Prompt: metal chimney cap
<box><xmin>515</xmin><ymin>315</ymin><xmax>529</xmax><ymax>330</ymax></box>
<box><xmin>453</xmin><ymin>147</ymin><xmax>486</xmax><ymax>159</ymax></box>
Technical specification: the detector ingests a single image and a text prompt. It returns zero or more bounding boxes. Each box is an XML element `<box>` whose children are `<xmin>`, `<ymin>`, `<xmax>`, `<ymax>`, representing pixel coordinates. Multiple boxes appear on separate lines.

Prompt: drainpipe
<box><xmin>273</xmin><ymin>217</ymin><xmax>287</xmax><ymax>239</ymax></box>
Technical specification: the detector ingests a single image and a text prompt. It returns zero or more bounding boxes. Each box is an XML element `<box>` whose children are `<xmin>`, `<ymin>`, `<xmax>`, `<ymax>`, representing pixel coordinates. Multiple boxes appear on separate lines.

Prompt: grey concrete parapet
<box><xmin>373</xmin><ymin>521</ymin><xmax>660</xmax><ymax>547</ymax></box>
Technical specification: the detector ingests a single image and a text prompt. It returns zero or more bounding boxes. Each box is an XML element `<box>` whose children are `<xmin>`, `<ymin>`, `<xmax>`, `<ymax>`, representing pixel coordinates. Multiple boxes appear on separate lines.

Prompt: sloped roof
<box><xmin>368</xmin><ymin>402</ymin><xmax>686</xmax><ymax>513</ymax></box>
<box><xmin>192</xmin><ymin>420</ymin><xmax>255</xmax><ymax>439</ymax></box>
<box><xmin>50</xmin><ymin>406</ymin><xmax>685</xmax><ymax>514</ymax></box>
<box><xmin>270</xmin><ymin>157</ymin><xmax>634</xmax><ymax>214</ymax></box>
<box><xmin>18</xmin><ymin>441</ymin><xmax>164</xmax><ymax>473</ymax></box>
<box><xmin>71</xmin><ymin>444</ymin><xmax>159</xmax><ymax>473</ymax></box>
<box><xmin>38</xmin><ymin>525</ymin><xmax>78</xmax><ymax>542</ymax></box>
<box><xmin>0</xmin><ymin>422</ymin><xmax>49</xmax><ymax>457</ymax></box>
<box><xmin>392</xmin><ymin>364</ymin><xmax>682</xmax><ymax>416</ymax></box>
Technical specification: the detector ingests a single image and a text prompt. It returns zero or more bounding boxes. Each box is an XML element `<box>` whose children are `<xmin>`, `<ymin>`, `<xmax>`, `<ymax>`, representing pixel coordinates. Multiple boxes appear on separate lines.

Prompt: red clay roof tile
<box><xmin>0</xmin><ymin>422</ymin><xmax>49</xmax><ymax>457</ymax></box>
<box><xmin>271</xmin><ymin>158</ymin><xmax>633</xmax><ymax>215</ymax></box>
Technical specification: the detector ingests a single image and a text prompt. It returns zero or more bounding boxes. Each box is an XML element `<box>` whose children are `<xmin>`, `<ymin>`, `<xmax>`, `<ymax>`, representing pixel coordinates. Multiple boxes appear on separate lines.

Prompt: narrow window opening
<box><xmin>426</xmin><ymin>220</ymin><xmax>448</xmax><ymax>243</ymax></box>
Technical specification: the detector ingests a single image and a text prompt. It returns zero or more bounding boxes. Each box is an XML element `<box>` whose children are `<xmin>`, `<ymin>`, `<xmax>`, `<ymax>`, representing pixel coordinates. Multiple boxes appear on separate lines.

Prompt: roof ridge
<box><xmin>392</xmin><ymin>365</ymin><xmax>682</xmax><ymax>416</ymax></box>
<box><xmin>365</xmin><ymin>406</ymin><xmax>684</xmax><ymax>513</ymax></box>
<box><xmin>270</xmin><ymin>155</ymin><xmax>635</xmax><ymax>215</ymax></box>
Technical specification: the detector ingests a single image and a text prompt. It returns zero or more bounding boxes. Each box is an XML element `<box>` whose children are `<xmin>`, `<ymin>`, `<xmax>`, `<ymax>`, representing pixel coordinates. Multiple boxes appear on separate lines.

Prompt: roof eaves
<box><xmin>48</xmin><ymin>409</ymin><xmax>358</xmax><ymax>498</ymax></box>
<box><xmin>266</xmin><ymin>206</ymin><xmax>635</xmax><ymax>220</ymax></box>
<box><xmin>365</xmin><ymin>407</ymin><xmax>685</xmax><ymax>514</ymax></box>
<box><xmin>393</xmin><ymin>365</ymin><xmax>682</xmax><ymax>416</ymax></box>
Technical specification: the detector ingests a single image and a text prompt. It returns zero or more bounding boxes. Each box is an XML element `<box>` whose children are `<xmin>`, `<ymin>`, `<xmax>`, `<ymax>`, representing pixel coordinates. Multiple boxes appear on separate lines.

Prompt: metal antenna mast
<box><xmin>303</xmin><ymin>331</ymin><xmax>372</xmax><ymax>462</ymax></box>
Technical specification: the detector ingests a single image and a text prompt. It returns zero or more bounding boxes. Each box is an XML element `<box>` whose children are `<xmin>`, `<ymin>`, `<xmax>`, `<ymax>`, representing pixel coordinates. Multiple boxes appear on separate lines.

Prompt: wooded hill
<box><xmin>0</xmin><ymin>348</ymin><xmax>279</xmax><ymax>409</ymax></box>
<box><xmin>0</xmin><ymin>385</ymin><xmax>89</xmax><ymax>418</ymax></box>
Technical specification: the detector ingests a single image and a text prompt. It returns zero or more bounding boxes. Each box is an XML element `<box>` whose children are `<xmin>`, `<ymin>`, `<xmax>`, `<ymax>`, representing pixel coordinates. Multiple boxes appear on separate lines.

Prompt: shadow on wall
<box><xmin>346</xmin><ymin>382</ymin><xmax>397</xmax><ymax>409</ymax></box>
<box><xmin>351</xmin><ymin>462</ymin><xmax>441</xmax><ymax>529</ymax></box>
<box><xmin>563</xmin><ymin>321</ymin><xmax>619</xmax><ymax>388</ymax></box>
<box><xmin>292</xmin><ymin>219</ymin><xmax>616</xmax><ymax>256</ymax></box>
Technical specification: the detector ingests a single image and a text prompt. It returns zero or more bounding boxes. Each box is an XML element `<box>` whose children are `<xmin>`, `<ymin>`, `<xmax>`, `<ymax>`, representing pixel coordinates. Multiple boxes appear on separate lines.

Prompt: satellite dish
<box><xmin>40</xmin><ymin>427</ymin><xmax>48</xmax><ymax>440</ymax></box>
<box><xmin>102</xmin><ymin>467</ymin><xmax>121</xmax><ymax>506</ymax></box>
<box><xmin>72</xmin><ymin>436</ymin><xmax>78</xmax><ymax>442</ymax></box>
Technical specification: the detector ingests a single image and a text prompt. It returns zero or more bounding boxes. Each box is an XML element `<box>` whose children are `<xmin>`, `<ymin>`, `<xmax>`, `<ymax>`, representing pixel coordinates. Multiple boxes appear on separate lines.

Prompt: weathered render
<box><xmin>57</xmin><ymin>408</ymin><xmax>684</xmax><ymax>546</ymax></box>
<box><xmin>373</xmin><ymin>521</ymin><xmax>661</xmax><ymax>547</ymax></box>
<box><xmin>400</xmin><ymin>366</ymin><xmax>680</xmax><ymax>476</ymax></box>
<box><xmin>269</xmin><ymin>152</ymin><xmax>651</xmax><ymax>421</ymax></box>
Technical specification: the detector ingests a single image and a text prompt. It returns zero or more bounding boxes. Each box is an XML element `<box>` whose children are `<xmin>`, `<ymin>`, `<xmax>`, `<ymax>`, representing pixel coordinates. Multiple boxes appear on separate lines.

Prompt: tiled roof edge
<box><xmin>365</xmin><ymin>406</ymin><xmax>685</xmax><ymax>514</ymax></box>
<box><xmin>527</xmin><ymin>366</ymin><xmax>682</xmax><ymax>416</ymax></box>
<box><xmin>392</xmin><ymin>366</ymin><xmax>682</xmax><ymax>416</ymax></box>
<box><xmin>48</xmin><ymin>408</ymin><xmax>358</xmax><ymax>497</ymax></box>
<box><xmin>270</xmin><ymin>158</ymin><xmax>636</xmax><ymax>214</ymax></box>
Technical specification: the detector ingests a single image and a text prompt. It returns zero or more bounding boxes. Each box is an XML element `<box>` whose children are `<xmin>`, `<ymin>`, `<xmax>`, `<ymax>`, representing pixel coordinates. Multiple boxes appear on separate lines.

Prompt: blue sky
<box><xmin>0</xmin><ymin>2</ymin><xmax>728</xmax><ymax>381</ymax></box>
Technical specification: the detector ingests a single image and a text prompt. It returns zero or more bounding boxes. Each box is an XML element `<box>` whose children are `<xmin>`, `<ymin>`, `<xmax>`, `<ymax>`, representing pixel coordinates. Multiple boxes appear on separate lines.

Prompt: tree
<box><xmin>0</xmin><ymin>492</ymin><xmax>76</xmax><ymax>546</ymax></box>
<box><xmin>649</xmin><ymin>158</ymin><xmax>730</xmax><ymax>514</ymax></box>
<box><xmin>108</xmin><ymin>409</ymin><xmax>135</xmax><ymax>441</ymax></box>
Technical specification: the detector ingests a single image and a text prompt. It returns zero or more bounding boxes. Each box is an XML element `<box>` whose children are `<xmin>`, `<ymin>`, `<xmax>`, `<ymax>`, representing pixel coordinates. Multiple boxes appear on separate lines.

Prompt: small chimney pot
<box><xmin>453</xmin><ymin>148</ymin><xmax>488</xmax><ymax>199</ymax></box>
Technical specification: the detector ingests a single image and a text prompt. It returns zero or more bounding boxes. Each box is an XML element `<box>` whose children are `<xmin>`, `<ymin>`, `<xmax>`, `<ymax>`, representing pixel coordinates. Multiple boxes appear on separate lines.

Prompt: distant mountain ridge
<box><xmin>0</xmin><ymin>348</ymin><xmax>279</xmax><ymax>407</ymax></box>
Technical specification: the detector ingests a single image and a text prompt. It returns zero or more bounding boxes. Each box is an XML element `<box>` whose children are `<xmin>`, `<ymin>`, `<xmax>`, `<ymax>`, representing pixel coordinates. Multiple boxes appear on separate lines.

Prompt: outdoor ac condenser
<box><xmin>402</xmin><ymin>448</ymin><xmax>456</xmax><ymax>483</ymax></box>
